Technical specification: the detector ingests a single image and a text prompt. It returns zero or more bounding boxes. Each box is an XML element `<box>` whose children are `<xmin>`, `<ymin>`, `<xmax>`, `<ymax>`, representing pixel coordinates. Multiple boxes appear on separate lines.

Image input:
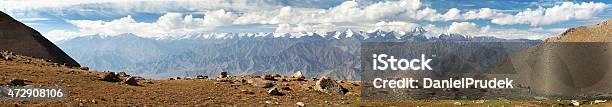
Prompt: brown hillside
<box><xmin>545</xmin><ymin>19</ymin><xmax>612</xmax><ymax>42</ymax></box>
<box><xmin>3</xmin><ymin>51</ymin><xmax>604</xmax><ymax>106</ymax></box>
<box><xmin>504</xmin><ymin>19</ymin><xmax>612</xmax><ymax>97</ymax></box>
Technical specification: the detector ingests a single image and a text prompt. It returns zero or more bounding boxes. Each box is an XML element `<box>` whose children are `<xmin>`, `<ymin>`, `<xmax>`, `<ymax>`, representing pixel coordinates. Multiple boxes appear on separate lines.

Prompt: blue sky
<box><xmin>1</xmin><ymin>0</ymin><xmax>610</xmax><ymax>42</ymax></box>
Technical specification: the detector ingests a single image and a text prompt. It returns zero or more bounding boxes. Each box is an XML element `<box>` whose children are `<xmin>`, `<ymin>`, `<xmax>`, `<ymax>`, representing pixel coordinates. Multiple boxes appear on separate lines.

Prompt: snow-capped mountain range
<box><xmin>68</xmin><ymin>27</ymin><xmax>461</xmax><ymax>41</ymax></box>
<box><xmin>144</xmin><ymin>27</ymin><xmax>428</xmax><ymax>40</ymax></box>
<box><xmin>57</xmin><ymin>27</ymin><xmax>540</xmax><ymax>80</ymax></box>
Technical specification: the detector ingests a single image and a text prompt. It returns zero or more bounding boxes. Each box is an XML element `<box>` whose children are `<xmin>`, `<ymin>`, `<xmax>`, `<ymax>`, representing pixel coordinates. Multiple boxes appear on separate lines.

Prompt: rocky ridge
<box><xmin>0</xmin><ymin>11</ymin><xmax>80</xmax><ymax>67</ymax></box>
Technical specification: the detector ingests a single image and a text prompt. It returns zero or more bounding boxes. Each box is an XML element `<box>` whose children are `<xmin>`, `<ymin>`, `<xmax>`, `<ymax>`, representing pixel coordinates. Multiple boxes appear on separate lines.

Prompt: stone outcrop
<box><xmin>314</xmin><ymin>77</ymin><xmax>348</xmax><ymax>95</ymax></box>
<box><xmin>100</xmin><ymin>72</ymin><xmax>121</xmax><ymax>82</ymax></box>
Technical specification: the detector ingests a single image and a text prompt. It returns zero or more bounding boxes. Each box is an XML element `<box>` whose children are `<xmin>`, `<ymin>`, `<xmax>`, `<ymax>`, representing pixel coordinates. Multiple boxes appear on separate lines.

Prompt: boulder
<box><xmin>314</xmin><ymin>76</ymin><xmax>348</xmax><ymax>95</ymax></box>
<box><xmin>9</xmin><ymin>79</ymin><xmax>31</xmax><ymax>86</ymax></box>
<box><xmin>196</xmin><ymin>75</ymin><xmax>207</xmax><ymax>79</ymax></box>
<box><xmin>218</xmin><ymin>72</ymin><xmax>228</xmax><ymax>78</ymax></box>
<box><xmin>100</xmin><ymin>72</ymin><xmax>121</xmax><ymax>82</ymax></box>
<box><xmin>267</xmin><ymin>87</ymin><xmax>283</xmax><ymax>96</ymax></box>
<box><xmin>123</xmin><ymin>77</ymin><xmax>140</xmax><ymax>86</ymax></box>
<box><xmin>571</xmin><ymin>100</ymin><xmax>584</xmax><ymax>106</ymax></box>
<box><xmin>290</xmin><ymin>71</ymin><xmax>306</xmax><ymax>81</ymax></box>
<box><xmin>296</xmin><ymin>102</ymin><xmax>305</xmax><ymax>107</ymax></box>
<box><xmin>453</xmin><ymin>102</ymin><xmax>464</xmax><ymax>106</ymax></box>
<box><xmin>216</xmin><ymin>77</ymin><xmax>232</xmax><ymax>82</ymax></box>
<box><xmin>261</xmin><ymin>74</ymin><xmax>275</xmax><ymax>80</ymax></box>
<box><xmin>79</xmin><ymin>67</ymin><xmax>89</xmax><ymax>71</ymax></box>
<box><xmin>117</xmin><ymin>72</ymin><xmax>129</xmax><ymax>77</ymax></box>
<box><xmin>1</xmin><ymin>51</ymin><xmax>16</xmax><ymax>61</ymax></box>
<box><xmin>291</xmin><ymin>71</ymin><xmax>305</xmax><ymax>78</ymax></box>
<box><xmin>248</xmin><ymin>79</ymin><xmax>274</xmax><ymax>88</ymax></box>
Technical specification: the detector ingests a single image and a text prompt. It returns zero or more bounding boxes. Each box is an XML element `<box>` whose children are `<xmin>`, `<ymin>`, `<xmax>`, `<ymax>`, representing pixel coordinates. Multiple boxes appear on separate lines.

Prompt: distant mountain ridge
<box><xmin>58</xmin><ymin>27</ymin><xmax>540</xmax><ymax>79</ymax></box>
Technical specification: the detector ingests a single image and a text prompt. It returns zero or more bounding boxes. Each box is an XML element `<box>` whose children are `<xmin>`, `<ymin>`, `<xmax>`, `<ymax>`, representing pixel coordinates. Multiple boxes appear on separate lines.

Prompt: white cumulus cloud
<box><xmin>46</xmin><ymin>10</ymin><xmax>239</xmax><ymax>42</ymax></box>
<box><xmin>447</xmin><ymin>22</ymin><xmax>480</xmax><ymax>34</ymax></box>
<box><xmin>19</xmin><ymin>0</ymin><xmax>607</xmax><ymax>41</ymax></box>
<box><xmin>202</xmin><ymin>9</ymin><xmax>238</xmax><ymax>26</ymax></box>
<box><xmin>491</xmin><ymin>2</ymin><xmax>609</xmax><ymax>26</ymax></box>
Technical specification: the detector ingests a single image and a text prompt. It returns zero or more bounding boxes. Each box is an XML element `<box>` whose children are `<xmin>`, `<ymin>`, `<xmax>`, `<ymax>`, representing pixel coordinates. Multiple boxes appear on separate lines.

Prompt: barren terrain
<box><xmin>1</xmin><ymin>51</ymin><xmax>611</xmax><ymax>106</ymax></box>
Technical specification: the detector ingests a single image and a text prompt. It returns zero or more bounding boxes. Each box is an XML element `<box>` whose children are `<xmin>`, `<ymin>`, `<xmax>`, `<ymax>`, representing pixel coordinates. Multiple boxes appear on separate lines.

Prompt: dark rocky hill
<box><xmin>0</xmin><ymin>11</ymin><xmax>80</xmax><ymax>67</ymax></box>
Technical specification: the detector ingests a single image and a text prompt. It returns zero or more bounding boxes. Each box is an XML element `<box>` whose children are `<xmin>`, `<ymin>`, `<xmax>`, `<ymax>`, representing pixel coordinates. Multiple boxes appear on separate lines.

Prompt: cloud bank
<box><xmin>1</xmin><ymin>0</ymin><xmax>609</xmax><ymax>41</ymax></box>
<box><xmin>491</xmin><ymin>2</ymin><xmax>609</xmax><ymax>26</ymax></box>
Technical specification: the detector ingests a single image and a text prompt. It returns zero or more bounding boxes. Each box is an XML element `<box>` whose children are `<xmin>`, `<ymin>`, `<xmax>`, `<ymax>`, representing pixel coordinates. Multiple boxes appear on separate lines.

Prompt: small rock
<box><xmin>1</xmin><ymin>51</ymin><xmax>16</xmax><ymax>61</ymax></box>
<box><xmin>216</xmin><ymin>78</ymin><xmax>231</xmax><ymax>82</ymax></box>
<box><xmin>132</xmin><ymin>76</ymin><xmax>146</xmax><ymax>81</ymax></box>
<box><xmin>453</xmin><ymin>102</ymin><xmax>464</xmax><ymax>106</ymax></box>
<box><xmin>291</xmin><ymin>71</ymin><xmax>306</xmax><ymax>81</ymax></box>
<box><xmin>296</xmin><ymin>102</ymin><xmax>305</xmax><ymax>107</ymax></box>
<box><xmin>218</xmin><ymin>72</ymin><xmax>228</xmax><ymax>78</ymax></box>
<box><xmin>267</xmin><ymin>87</ymin><xmax>283</xmax><ymax>96</ymax></box>
<box><xmin>241</xmin><ymin>90</ymin><xmax>254</xmax><ymax>94</ymax></box>
<box><xmin>281</xmin><ymin>87</ymin><xmax>292</xmax><ymax>91</ymax></box>
<box><xmin>248</xmin><ymin>79</ymin><xmax>274</xmax><ymax>88</ymax></box>
<box><xmin>261</xmin><ymin>74</ymin><xmax>275</xmax><ymax>80</ymax></box>
<box><xmin>571</xmin><ymin>100</ymin><xmax>580</xmax><ymax>106</ymax></box>
<box><xmin>176</xmin><ymin>77</ymin><xmax>182</xmax><ymax>80</ymax></box>
<box><xmin>473</xmin><ymin>100</ymin><xmax>485</xmax><ymax>104</ymax></box>
<box><xmin>9</xmin><ymin>79</ymin><xmax>31</xmax><ymax>86</ymax></box>
<box><xmin>25</xmin><ymin>59</ymin><xmax>32</xmax><ymax>64</ymax></box>
<box><xmin>291</xmin><ymin>71</ymin><xmax>304</xmax><ymax>78</ymax></box>
<box><xmin>142</xmin><ymin>80</ymin><xmax>154</xmax><ymax>84</ymax></box>
<box><xmin>311</xmin><ymin>77</ymin><xmax>318</xmax><ymax>81</ymax></box>
<box><xmin>240</xmin><ymin>79</ymin><xmax>247</xmax><ymax>83</ymax></box>
<box><xmin>169</xmin><ymin>78</ymin><xmax>175</xmax><ymax>80</ymax></box>
<box><xmin>594</xmin><ymin>100</ymin><xmax>607</xmax><ymax>104</ymax></box>
<box><xmin>196</xmin><ymin>75</ymin><xmax>207</xmax><ymax>79</ymax></box>
<box><xmin>79</xmin><ymin>67</ymin><xmax>89</xmax><ymax>71</ymax></box>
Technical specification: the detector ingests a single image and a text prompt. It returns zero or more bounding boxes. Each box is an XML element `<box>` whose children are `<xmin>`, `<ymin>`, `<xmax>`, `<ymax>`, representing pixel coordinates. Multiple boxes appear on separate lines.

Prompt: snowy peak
<box><xmin>65</xmin><ymin>27</ymin><xmax>536</xmax><ymax>42</ymax></box>
<box><xmin>411</xmin><ymin>27</ymin><xmax>427</xmax><ymax>35</ymax></box>
<box><xmin>437</xmin><ymin>33</ymin><xmax>469</xmax><ymax>41</ymax></box>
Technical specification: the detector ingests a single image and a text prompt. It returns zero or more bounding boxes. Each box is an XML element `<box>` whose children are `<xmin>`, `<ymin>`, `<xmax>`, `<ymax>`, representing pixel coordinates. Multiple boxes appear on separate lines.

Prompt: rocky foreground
<box><xmin>0</xmin><ymin>51</ymin><xmax>611</xmax><ymax>106</ymax></box>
